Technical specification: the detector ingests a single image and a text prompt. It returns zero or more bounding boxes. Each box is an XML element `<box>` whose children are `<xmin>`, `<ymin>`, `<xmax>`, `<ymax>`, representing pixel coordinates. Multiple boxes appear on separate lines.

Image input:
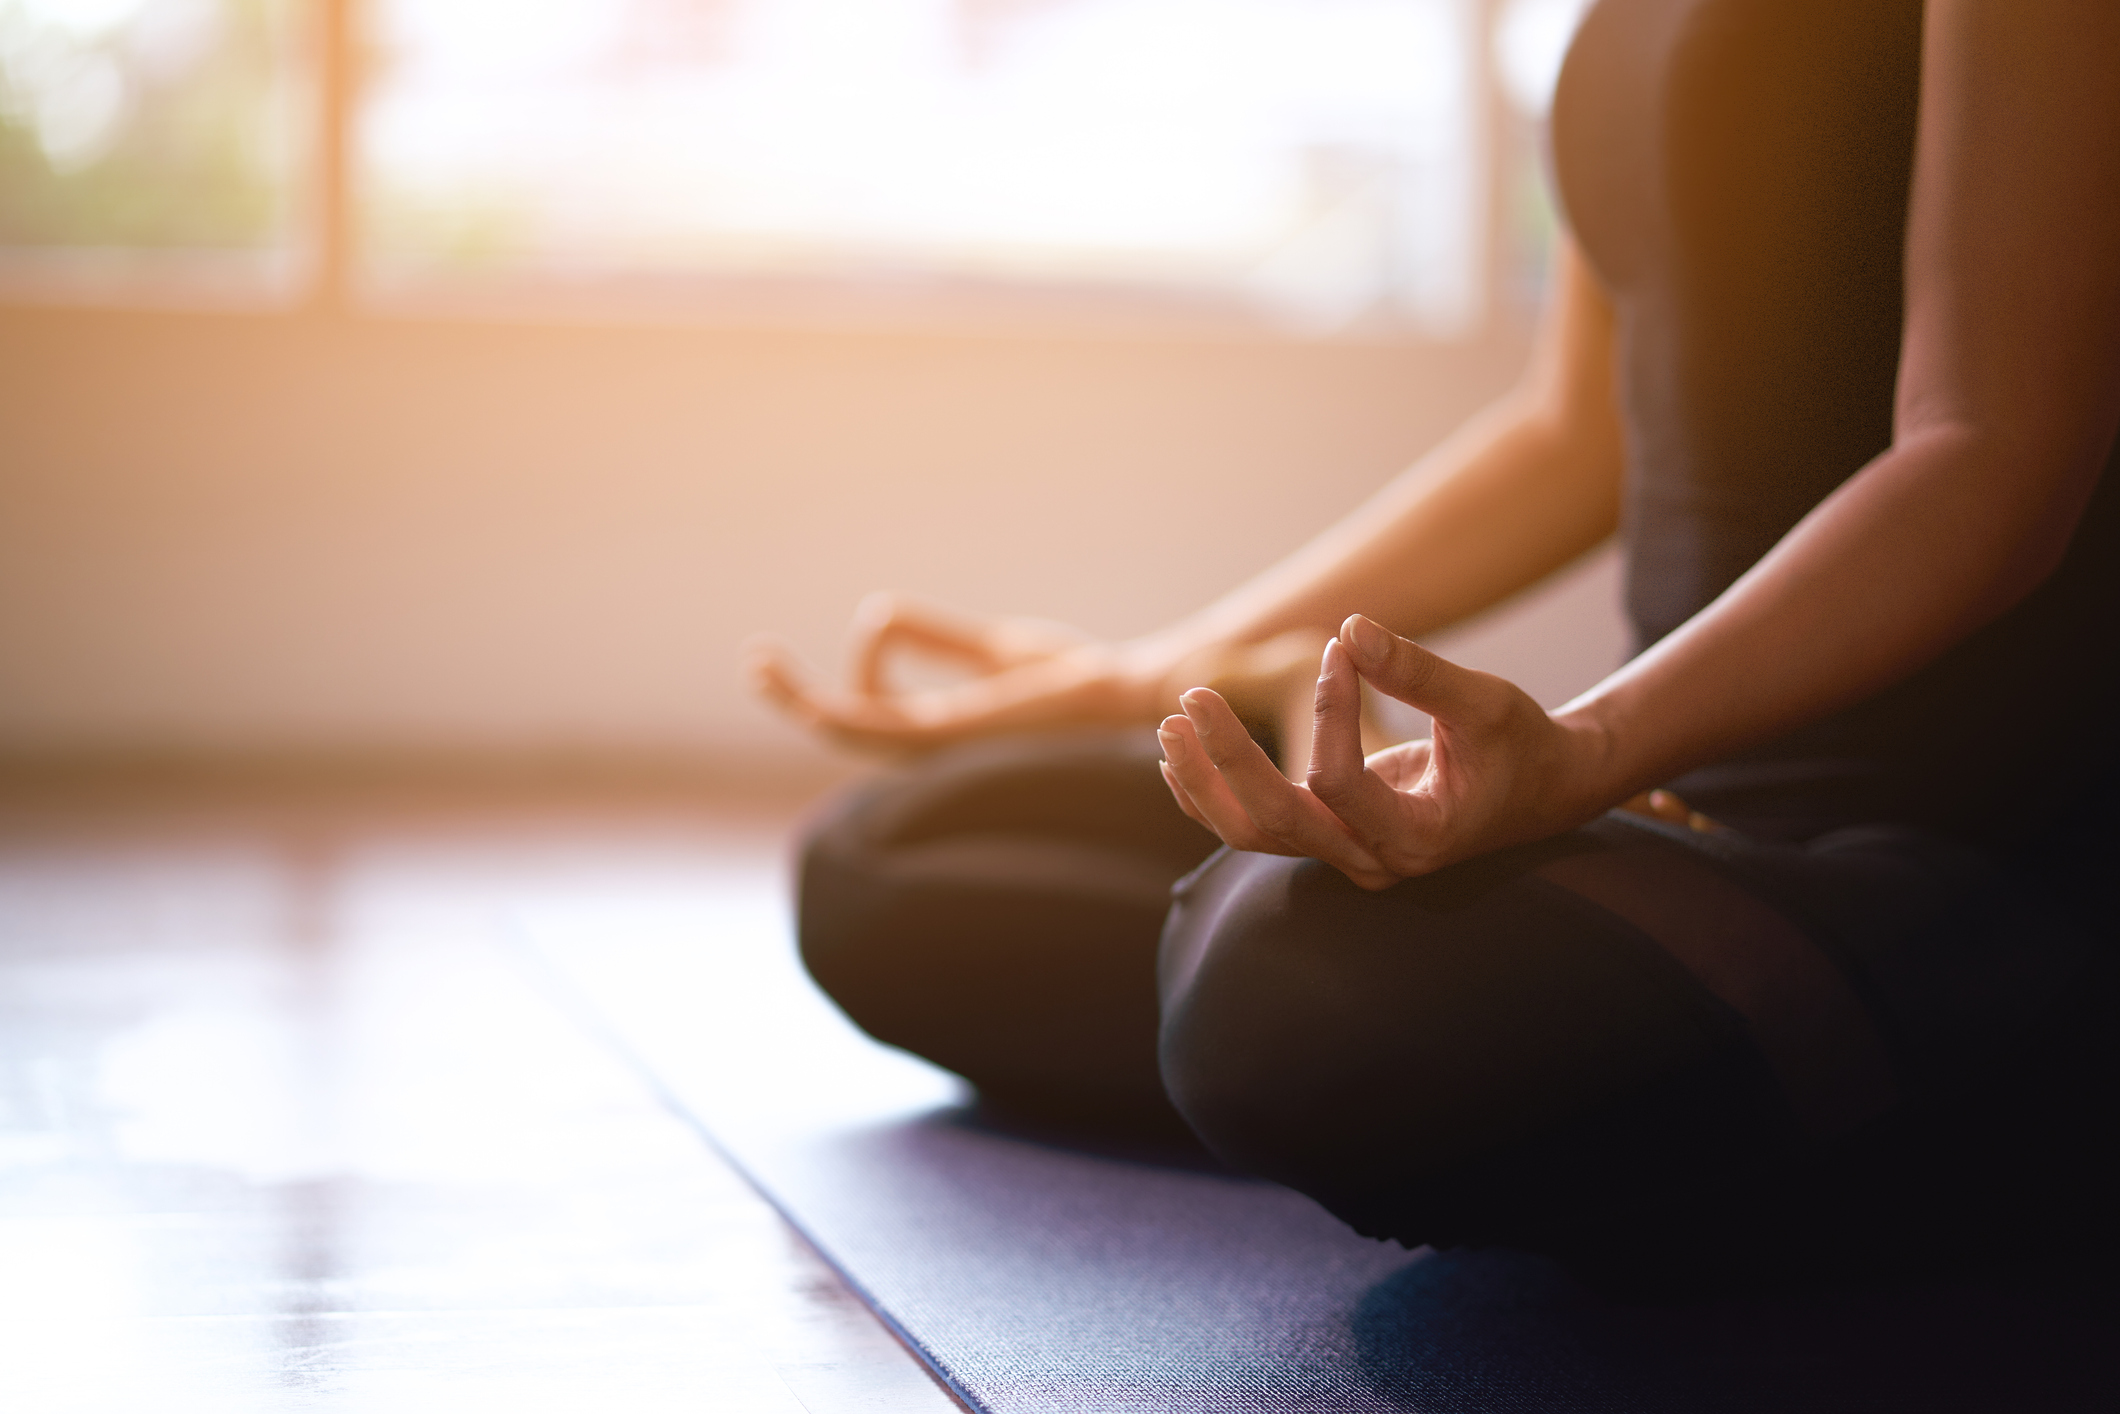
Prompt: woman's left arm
<box><xmin>1160</xmin><ymin>0</ymin><xmax>2120</xmax><ymax>885</ymax></box>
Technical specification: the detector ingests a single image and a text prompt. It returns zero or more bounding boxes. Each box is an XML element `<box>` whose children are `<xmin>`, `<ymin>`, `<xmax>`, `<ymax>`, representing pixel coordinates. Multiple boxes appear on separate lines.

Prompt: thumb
<box><xmin>1338</xmin><ymin>615</ymin><xmax>1494</xmax><ymax>723</ymax></box>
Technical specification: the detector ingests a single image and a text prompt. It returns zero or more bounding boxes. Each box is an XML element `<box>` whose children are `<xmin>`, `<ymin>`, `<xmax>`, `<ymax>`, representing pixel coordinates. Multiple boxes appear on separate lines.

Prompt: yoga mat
<box><xmin>515</xmin><ymin>880</ymin><xmax>2117</xmax><ymax>1414</ymax></box>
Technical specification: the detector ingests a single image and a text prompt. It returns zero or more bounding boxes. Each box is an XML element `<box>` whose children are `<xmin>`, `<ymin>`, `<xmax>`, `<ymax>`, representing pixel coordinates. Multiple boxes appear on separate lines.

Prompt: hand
<box><xmin>1158</xmin><ymin>614</ymin><xmax>1613</xmax><ymax>888</ymax></box>
<box><xmin>748</xmin><ymin>592</ymin><xmax>1341</xmax><ymax>757</ymax></box>
<box><xmin>748</xmin><ymin>594</ymin><xmax>1132</xmax><ymax>753</ymax></box>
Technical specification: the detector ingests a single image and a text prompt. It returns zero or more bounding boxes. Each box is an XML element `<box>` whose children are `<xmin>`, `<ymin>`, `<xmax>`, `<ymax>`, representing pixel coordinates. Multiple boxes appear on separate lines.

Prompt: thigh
<box><xmin>1157</xmin><ymin>810</ymin><xmax>2118</xmax><ymax>1258</ymax></box>
<box><xmin>1157</xmin><ymin>829</ymin><xmax>1784</xmax><ymax>1252</ymax></box>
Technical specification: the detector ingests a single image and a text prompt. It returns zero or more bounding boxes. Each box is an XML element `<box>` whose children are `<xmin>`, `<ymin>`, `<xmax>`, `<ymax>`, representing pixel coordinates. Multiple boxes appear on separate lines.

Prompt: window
<box><xmin>1</xmin><ymin>0</ymin><xmax>1585</xmax><ymax>334</ymax></box>
<box><xmin>0</xmin><ymin>0</ymin><xmax>307</xmax><ymax>301</ymax></box>
<box><xmin>363</xmin><ymin>0</ymin><xmax>1479</xmax><ymax>335</ymax></box>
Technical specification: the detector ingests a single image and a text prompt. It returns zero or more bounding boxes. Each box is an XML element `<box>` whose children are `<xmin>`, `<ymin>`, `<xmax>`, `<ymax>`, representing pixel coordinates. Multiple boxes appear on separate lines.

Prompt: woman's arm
<box><xmin>752</xmin><ymin>243</ymin><xmax>1628</xmax><ymax>750</ymax></box>
<box><xmin>1143</xmin><ymin>242</ymin><xmax>1625</xmax><ymax>662</ymax></box>
<box><xmin>1162</xmin><ymin>0</ymin><xmax>2120</xmax><ymax>883</ymax></box>
<box><xmin>1560</xmin><ymin>0</ymin><xmax>2120</xmax><ymax>801</ymax></box>
<box><xmin>1561</xmin><ymin>0</ymin><xmax>2120</xmax><ymax>805</ymax></box>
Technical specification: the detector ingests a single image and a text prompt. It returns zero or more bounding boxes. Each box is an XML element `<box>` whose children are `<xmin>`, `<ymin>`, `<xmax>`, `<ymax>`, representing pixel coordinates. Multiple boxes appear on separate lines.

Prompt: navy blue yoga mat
<box><xmin>518</xmin><ymin>882</ymin><xmax>2116</xmax><ymax>1414</ymax></box>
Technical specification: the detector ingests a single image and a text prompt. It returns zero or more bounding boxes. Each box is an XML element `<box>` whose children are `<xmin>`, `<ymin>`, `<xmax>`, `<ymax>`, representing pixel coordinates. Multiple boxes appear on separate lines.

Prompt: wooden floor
<box><xmin>0</xmin><ymin>781</ymin><xmax>964</xmax><ymax>1413</ymax></box>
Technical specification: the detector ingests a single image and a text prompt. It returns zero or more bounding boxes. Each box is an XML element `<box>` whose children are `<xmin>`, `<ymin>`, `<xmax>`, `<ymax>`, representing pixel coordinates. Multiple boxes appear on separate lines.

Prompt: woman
<box><xmin>752</xmin><ymin>0</ymin><xmax>2120</xmax><ymax>1269</ymax></box>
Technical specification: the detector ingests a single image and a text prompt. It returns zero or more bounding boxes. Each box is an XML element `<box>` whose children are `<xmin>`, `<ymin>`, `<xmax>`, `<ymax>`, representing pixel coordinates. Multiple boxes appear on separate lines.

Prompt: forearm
<box><xmin>1138</xmin><ymin>243</ymin><xmax>1626</xmax><ymax>674</ymax></box>
<box><xmin>1169</xmin><ymin>402</ymin><xmax>1618</xmax><ymax>651</ymax></box>
<box><xmin>1162</xmin><ymin>0</ymin><xmax>2120</xmax><ymax>880</ymax></box>
<box><xmin>1556</xmin><ymin>422</ymin><xmax>2105</xmax><ymax>810</ymax></box>
<box><xmin>1556</xmin><ymin>0</ymin><xmax>2120</xmax><ymax>816</ymax></box>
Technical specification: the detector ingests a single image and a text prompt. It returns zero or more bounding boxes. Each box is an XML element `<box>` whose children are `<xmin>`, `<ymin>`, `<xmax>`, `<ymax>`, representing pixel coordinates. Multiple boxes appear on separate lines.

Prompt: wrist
<box><xmin>1105</xmin><ymin>635</ymin><xmax>1187</xmax><ymax>722</ymax></box>
<box><xmin>1113</xmin><ymin>625</ymin><xmax>1223</xmax><ymax>720</ymax></box>
<box><xmin>1547</xmin><ymin>697</ymin><xmax>1631</xmax><ymax>825</ymax></box>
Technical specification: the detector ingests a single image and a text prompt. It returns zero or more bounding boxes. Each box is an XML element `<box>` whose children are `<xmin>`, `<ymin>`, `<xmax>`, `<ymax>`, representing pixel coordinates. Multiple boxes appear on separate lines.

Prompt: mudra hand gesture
<box><xmin>748</xmin><ymin>592</ymin><xmax>1345</xmax><ymax>763</ymax></box>
<box><xmin>1159</xmin><ymin>613</ymin><xmax>1721</xmax><ymax>890</ymax></box>
<box><xmin>754</xmin><ymin>590</ymin><xmax>1715</xmax><ymax>881</ymax></box>
<box><xmin>1155</xmin><ymin>614</ymin><xmax>1591</xmax><ymax>890</ymax></box>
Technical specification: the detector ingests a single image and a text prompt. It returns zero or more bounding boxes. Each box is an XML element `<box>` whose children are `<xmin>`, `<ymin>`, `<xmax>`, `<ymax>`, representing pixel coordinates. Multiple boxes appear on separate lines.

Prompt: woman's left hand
<box><xmin>1157</xmin><ymin>614</ymin><xmax>1611</xmax><ymax>889</ymax></box>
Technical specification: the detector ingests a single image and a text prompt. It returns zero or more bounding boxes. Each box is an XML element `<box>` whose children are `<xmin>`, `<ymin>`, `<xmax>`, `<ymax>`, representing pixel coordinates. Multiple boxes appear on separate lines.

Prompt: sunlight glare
<box><xmin>363</xmin><ymin>0</ymin><xmax>1481</xmax><ymax>333</ymax></box>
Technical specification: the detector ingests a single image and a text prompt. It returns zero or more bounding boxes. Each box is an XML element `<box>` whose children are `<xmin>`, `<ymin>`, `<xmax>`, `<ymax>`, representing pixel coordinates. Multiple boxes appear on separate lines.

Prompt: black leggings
<box><xmin>797</xmin><ymin>730</ymin><xmax>2118</xmax><ymax>1265</ymax></box>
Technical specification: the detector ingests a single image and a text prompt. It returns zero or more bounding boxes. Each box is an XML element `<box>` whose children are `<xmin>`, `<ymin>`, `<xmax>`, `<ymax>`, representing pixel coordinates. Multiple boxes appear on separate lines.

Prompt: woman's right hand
<box><xmin>747</xmin><ymin>592</ymin><xmax>1335</xmax><ymax>757</ymax></box>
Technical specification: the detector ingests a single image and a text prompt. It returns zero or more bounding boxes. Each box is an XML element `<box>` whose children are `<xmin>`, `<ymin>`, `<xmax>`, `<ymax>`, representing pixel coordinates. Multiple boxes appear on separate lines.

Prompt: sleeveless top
<box><xmin>1549</xmin><ymin>0</ymin><xmax>2120</xmax><ymax>847</ymax></box>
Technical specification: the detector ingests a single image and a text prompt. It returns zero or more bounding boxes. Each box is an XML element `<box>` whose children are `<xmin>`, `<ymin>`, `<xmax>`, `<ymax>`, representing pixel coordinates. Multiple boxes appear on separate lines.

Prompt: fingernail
<box><xmin>1157</xmin><ymin>727</ymin><xmax>1183</xmax><ymax>761</ymax></box>
<box><xmin>1179</xmin><ymin>689</ymin><xmax>1211</xmax><ymax>728</ymax></box>
<box><xmin>1346</xmin><ymin>616</ymin><xmax>1387</xmax><ymax>660</ymax></box>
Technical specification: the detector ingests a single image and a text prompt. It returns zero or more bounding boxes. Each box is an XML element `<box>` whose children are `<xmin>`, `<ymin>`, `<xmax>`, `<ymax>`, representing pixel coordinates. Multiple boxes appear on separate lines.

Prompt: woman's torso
<box><xmin>1550</xmin><ymin>0</ymin><xmax>2120</xmax><ymax>846</ymax></box>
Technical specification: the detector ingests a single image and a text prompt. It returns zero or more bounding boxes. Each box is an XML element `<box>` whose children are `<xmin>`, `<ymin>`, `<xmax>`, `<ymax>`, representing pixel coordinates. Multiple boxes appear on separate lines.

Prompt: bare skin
<box><xmin>758</xmin><ymin>0</ymin><xmax>2120</xmax><ymax>888</ymax></box>
<box><xmin>748</xmin><ymin>241</ymin><xmax>1624</xmax><ymax>759</ymax></box>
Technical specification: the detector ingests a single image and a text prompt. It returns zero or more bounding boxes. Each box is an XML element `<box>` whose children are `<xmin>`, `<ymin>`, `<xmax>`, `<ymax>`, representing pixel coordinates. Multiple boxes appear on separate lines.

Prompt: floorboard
<box><xmin>0</xmin><ymin>787</ymin><xmax>963</xmax><ymax>1414</ymax></box>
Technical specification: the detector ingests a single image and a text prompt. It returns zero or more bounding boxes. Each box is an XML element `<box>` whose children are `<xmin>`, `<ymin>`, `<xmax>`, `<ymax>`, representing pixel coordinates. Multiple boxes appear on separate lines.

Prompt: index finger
<box><xmin>849</xmin><ymin>593</ymin><xmax>1010</xmax><ymax>697</ymax></box>
<box><xmin>1178</xmin><ymin>689</ymin><xmax>1399</xmax><ymax>888</ymax></box>
<box><xmin>756</xmin><ymin>637</ymin><xmax>1117</xmax><ymax>752</ymax></box>
<box><xmin>1306</xmin><ymin>636</ymin><xmax>1444</xmax><ymax>868</ymax></box>
<box><xmin>751</xmin><ymin>638</ymin><xmax>933</xmax><ymax>749</ymax></box>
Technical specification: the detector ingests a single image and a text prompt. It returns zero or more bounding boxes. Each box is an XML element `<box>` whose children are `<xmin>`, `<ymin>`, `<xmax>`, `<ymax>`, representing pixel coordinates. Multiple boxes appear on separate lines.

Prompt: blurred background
<box><xmin>0</xmin><ymin>0</ymin><xmax>1616</xmax><ymax>793</ymax></box>
<box><xmin>2</xmin><ymin>9</ymin><xmax>1629</xmax><ymax>1399</ymax></box>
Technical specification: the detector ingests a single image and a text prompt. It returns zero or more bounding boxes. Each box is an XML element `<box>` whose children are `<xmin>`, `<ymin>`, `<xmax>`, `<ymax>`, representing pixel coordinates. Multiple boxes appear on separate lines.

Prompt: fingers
<box><xmin>1157</xmin><ymin>712</ymin><xmax>1300</xmax><ymax>856</ymax></box>
<box><xmin>1157</xmin><ymin>759</ymin><xmax>1219</xmax><ymax>835</ymax></box>
<box><xmin>1339</xmin><ymin>614</ymin><xmax>1495</xmax><ymax>724</ymax></box>
<box><xmin>849</xmin><ymin>593</ymin><xmax>1007</xmax><ymax>697</ymax></box>
<box><xmin>1305</xmin><ymin>637</ymin><xmax>1369</xmax><ymax>797</ymax></box>
<box><xmin>756</xmin><ymin>626</ymin><xmax>1135</xmax><ymax>752</ymax></box>
<box><xmin>1169</xmin><ymin>690</ymin><xmax>1398</xmax><ymax>887</ymax></box>
<box><xmin>1206</xmin><ymin>629</ymin><xmax>1334</xmax><ymax>783</ymax></box>
<box><xmin>1179</xmin><ymin>689</ymin><xmax>1307</xmax><ymax>840</ymax></box>
<box><xmin>750</xmin><ymin>635</ymin><xmax>938</xmax><ymax>750</ymax></box>
<box><xmin>1304</xmin><ymin>637</ymin><xmax>1438</xmax><ymax>866</ymax></box>
<box><xmin>747</xmin><ymin>635</ymin><xmax>826</xmax><ymax>728</ymax></box>
<box><xmin>751</xmin><ymin>633</ymin><xmax>1016</xmax><ymax>751</ymax></box>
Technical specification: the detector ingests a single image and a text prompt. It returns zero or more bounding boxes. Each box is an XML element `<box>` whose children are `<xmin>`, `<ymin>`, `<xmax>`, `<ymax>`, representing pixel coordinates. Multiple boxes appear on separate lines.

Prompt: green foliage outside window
<box><xmin>0</xmin><ymin>0</ymin><xmax>301</xmax><ymax>250</ymax></box>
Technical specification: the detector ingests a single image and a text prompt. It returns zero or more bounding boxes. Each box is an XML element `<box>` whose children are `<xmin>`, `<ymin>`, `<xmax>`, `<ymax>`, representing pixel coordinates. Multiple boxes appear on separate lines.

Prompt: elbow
<box><xmin>1898</xmin><ymin>417</ymin><xmax>2112</xmax><ymax>628</ymax></box>
<box><xmin>1982</xmin><ymin>506</ymin><xmax>2087</xmax><ymax>625</ymax></box>
<box><xmin>1996</xmin><ymin>440</ymin><xmax>2111</xmax><ymax>616</ymax></box>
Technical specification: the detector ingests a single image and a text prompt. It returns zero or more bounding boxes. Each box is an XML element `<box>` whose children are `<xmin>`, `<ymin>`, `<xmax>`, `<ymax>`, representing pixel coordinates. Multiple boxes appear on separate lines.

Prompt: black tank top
<box><xmin>1550</xmin><ymin>0</ymin><xmax>2120</xmax><ymax>846</ymax></box>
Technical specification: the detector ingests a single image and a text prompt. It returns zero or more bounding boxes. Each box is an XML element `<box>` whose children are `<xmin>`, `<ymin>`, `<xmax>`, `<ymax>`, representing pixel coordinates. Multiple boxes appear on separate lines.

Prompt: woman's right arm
<box><xmin>751</xmin><ymin>238</ymin><xmax>1628</xmax><ymax>752</ymax></box>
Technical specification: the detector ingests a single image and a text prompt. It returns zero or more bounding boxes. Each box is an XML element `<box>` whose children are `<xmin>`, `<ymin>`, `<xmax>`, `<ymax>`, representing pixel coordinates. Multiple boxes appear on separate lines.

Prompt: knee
<box><xmin>792</xmin><ymin>763</ymin><xmax>1176</xmax><ymax>1066</ymax></box>
<box><xmin>793</xmin><ymin>730</ymin><xmax>1196</xmax><ymax>1018</ymax></box>
<box><xmin>791</xmin><ymin>757</ymin><xmax>1197</xmax><ymax>1136</ymax></box>
<box><xmin>793</xmin><ymin>782</ymin><xmax>917</xmax><ymax>1033</ymax></box>
<box><xmin>1157</xmin><ymin>853</ymin><xmax>1454</xmax><ymax>1234</ymax></box>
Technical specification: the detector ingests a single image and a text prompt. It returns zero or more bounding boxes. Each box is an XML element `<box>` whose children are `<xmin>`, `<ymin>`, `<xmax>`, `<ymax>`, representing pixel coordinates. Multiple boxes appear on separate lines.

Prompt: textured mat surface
<box><xmin>518</xmin><ymin>885</ymin><xmax>2117</xmax><ymax>1414</ymax></box>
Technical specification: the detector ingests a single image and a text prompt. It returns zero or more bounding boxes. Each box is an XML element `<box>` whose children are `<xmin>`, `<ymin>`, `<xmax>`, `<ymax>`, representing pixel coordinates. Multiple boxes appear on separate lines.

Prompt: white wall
<box><xmin>0</xmin><ymin>303</ymin><xmax>1626</xmax><ymax>782</ymax></box>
